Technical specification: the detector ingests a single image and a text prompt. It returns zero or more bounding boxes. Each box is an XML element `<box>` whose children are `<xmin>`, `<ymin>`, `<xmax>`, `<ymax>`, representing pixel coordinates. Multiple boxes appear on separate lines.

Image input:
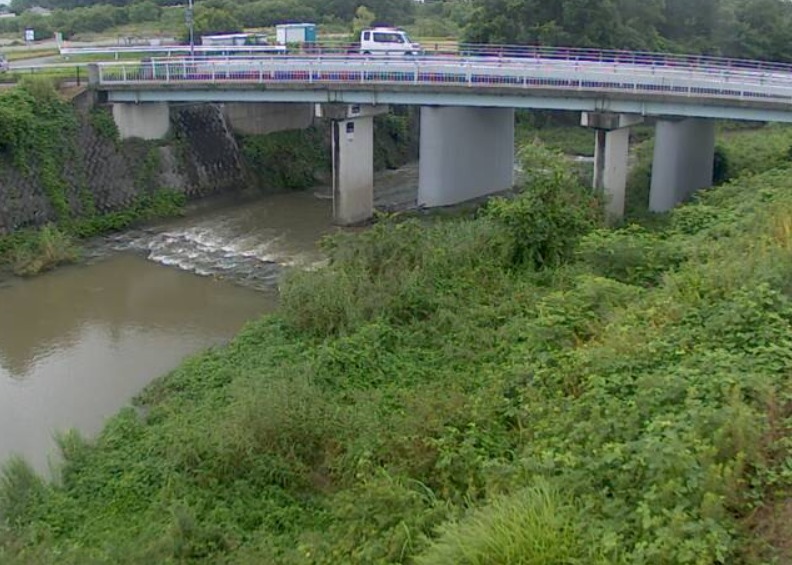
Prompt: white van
<box><xmin>360</xmin><ymin>27</ymin><xmax>421</xmax><ymax>56</ymax></box>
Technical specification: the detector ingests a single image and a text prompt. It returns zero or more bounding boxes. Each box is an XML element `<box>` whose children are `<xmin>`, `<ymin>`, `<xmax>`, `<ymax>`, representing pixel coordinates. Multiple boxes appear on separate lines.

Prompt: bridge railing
<box><xmin>55</xmin><ymin>39</ymin><xmax>792</xmax><ymax>76</ymax></box>
<box><xmin>236</xmin><ymin>40</ymin><xmax>792</xmax><ymax>75</ymax></box>
<box><xmin>454</xmin><ymin>44</ymin><xmax>792</xmax><ymax>74</ymax></box>
<box><xmin>59</xmin><ymin>44</ymin><xmax>288</xmax><ymax>58</ymax></box>
<box><xmin>93</xmin><ymin>54</ymin><xmax>792</xmax><ymax>104</ymax></box>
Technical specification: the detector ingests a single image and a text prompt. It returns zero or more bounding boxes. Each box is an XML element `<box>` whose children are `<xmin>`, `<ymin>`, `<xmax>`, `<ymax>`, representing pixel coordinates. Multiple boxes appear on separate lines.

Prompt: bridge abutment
<box><xmin>582</xmin><ymin>112</ymin><xmax>643</xmax><ymax>220</ymax></box>
<box><xmin>649</xmin><ymin>118</ymin><xmax>715</xmax><ymax>212</ymax></box>
<box><xmin>112</xmin><ymin>102</ymin><xmax>170</xmax><ymax>140</ymax></box>
<box><xmin>418</xmin><ymin>106</ymin><xmax>514</xmax><ymax>207</ymax></box>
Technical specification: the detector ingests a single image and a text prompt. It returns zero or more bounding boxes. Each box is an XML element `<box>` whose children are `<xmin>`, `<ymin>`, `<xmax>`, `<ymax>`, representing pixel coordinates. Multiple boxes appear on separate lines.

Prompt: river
<box><xmin>0</xmin><ymin>165</ymin><xmax>422</xmax><ymax>475</ymax></box>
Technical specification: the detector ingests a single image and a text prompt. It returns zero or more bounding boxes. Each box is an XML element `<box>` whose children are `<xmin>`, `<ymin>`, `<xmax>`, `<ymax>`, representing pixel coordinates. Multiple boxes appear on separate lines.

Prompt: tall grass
<box><xmin>416</xmin><ymin>482</ymin><xmax>607</xmax><ymax>565</ymax></box>
<box><xmin>8</xmin><ymin>224</ymin><xmax>79</xmax><ymax>276</ymax></box>
<box><xmin>0</xmin><ymin>458</ymin><xmax>44</xmax><ymax>527</ymax></box>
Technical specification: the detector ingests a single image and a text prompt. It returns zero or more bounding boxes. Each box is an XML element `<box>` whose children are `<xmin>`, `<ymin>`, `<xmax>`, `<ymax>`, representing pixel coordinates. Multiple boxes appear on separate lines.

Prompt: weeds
<box><xmin>6</xmin><ymin>224</ymin><xmax>79</xmax><ymax>276</ymax></box>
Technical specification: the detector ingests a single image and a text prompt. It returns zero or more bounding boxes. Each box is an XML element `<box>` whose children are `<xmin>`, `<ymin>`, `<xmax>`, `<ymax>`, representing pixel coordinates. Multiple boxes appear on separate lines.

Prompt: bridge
<box><xmin>87</xmin><ymin>45</ymin><xmax>792</xmax><ymax>223</ymax></box>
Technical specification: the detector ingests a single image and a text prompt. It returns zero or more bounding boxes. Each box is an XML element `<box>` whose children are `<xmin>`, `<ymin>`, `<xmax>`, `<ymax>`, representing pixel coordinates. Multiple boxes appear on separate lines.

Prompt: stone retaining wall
<box><xmin>0</xmin><ymin>94</ymin><xmax>245</xmax><ymax>235</ymax></box>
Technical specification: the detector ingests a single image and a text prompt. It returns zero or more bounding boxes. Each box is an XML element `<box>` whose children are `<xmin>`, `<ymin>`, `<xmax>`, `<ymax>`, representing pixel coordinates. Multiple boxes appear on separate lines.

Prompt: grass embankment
<box><xmin>4</xmin><ymin>49</ymin><xmax>60</xmax><ymax>62</ymax></box>
<box><xmin>0</xmin><ymin>78</ymin><xmax>185</xmax><ymax>276</ymax></box>
<box><xmin>2</xmin><ymin>131</ymin><xmax>792</xmax><ymax>562</ymax></box>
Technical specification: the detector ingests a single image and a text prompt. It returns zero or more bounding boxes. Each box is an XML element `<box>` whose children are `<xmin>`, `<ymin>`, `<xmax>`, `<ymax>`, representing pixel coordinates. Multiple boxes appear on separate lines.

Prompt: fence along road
<box><xmin>90</xmin><ymin>44</ymin><xmax>792</xmax><ymax>122</ymax></box>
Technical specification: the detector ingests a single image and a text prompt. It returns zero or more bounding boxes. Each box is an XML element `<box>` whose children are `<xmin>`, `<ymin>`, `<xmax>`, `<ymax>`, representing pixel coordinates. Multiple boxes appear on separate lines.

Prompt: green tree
<box><xmin>127</xmin><ymin>0</ymin><xmax>161</xmax><ymax>24</ymax></box>
<box><xmin>194</xmin><ymin>6</ymin><xmax>241</xmax><ymax>40</ymax></box>
<box><xmin>465</xmin><ymin>0</ymin><xmax>792</xmax><ymax>61</ymax></box>
<box><xmin>237</xmin><ymin>0</ymin><xmax>318</xmax><ymax>28</ymax></box>
<box><xmin>352</xmin><ymin>5</ymin><xmax>375</xmax><ymax>37</ymax></box>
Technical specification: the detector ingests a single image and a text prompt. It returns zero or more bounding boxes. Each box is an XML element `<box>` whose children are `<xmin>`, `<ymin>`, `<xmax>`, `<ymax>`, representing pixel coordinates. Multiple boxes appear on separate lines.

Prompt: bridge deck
<box><xmin>93</xmin><ymin>53</ymin><xmax>792</xmax><ymax>122</ymax></box>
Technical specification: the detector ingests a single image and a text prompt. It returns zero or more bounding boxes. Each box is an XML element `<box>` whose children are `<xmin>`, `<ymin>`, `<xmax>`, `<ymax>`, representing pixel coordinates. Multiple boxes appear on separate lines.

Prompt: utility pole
<box><xmin>186</xmin><ymin>0</ymin><xmax>195</xmax><ymax>57</ymax></box>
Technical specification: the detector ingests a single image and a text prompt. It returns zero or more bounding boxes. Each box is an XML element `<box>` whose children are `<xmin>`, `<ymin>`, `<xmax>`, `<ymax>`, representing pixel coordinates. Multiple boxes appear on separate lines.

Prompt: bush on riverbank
<box><xmin>3</xmin><ymin>127</ymin><xmax>792</xmax><ymax>563</ymax></box>
<box><xmin>5</xmin><ymin>224</ymin><xmax>79</xmax><ymax>276</ymax></box>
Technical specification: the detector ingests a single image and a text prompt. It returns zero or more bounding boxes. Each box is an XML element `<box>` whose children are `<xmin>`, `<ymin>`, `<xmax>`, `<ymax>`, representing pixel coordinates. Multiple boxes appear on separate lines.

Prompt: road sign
<box><xmin>24</xmin><ymin>28</ymin><xmax>34</xmax><ymax>43</ymax></box>
<box><xmin>184</xmin><ymin>8</ymin><xmax>193</xmax><ymax>25</ymax></box>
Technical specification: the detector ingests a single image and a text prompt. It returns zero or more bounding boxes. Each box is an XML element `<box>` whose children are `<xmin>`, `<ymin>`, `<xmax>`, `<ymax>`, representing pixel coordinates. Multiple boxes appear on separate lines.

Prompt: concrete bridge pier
<box><xmin>321</xmin><ymin>104</ymin><xmax>388</xmax><ymax>225</ymax></box>
<box><xmin>649</xmin><ymin>118</ymin><xmax>715</xmax><ymax>212</ymax></box>
<box><xmin>582</xmin><ymin>112</ymin><xmax>643</xmax><ymax>220</ymax></box>
<box><xmin>418</xmin><ymin>106</ymin><xmax>514</xmax><ymax>207</ymax></box>
<box><xmin>112</xmin><ymin>102</ymin><xmax>171</xmax><ymax>140</ymax></box>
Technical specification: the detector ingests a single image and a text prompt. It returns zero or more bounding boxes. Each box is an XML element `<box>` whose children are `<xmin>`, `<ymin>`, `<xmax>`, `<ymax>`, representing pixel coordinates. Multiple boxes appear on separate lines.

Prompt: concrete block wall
<box><xmin>0</xmin><ymin>99</ymin><xmax>246</xmax><ymax>235</ymax></box>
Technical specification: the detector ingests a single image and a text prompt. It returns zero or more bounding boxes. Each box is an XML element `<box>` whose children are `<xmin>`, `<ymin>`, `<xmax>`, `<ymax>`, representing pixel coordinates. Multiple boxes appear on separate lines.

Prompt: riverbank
<box><xmin>0</xmin><ymin>77</ymin><xmax>419</xmax><ymax>279</ymax></box>
<box><xmin>0</xmin><ymin>78</ymin><xmax>247</xmax><ymax>276</ymax></box>
<box><xmin>0</xmin><ymin>162</ymin><xmax>422</xmax><ymax>483</ymax></box>
<box><xmin>3</xmin><ymin>132</ymin><xmax>792</xmax><ymax>562</ymax></box>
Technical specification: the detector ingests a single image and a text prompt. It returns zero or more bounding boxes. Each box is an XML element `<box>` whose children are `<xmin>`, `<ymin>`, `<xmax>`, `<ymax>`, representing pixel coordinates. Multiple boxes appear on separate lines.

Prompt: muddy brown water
<box><xmin>0</xmin><ymin>165</ymin><xmax>420</xmax><ymax>476</ymax></box>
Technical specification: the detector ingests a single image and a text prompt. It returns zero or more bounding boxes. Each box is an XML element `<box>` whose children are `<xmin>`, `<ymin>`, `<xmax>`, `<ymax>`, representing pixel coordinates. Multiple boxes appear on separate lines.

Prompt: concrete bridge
<box><xmin>88</xmin><ymin>46</ymin><xmax>792</xmax><ymax>223</ymax></box>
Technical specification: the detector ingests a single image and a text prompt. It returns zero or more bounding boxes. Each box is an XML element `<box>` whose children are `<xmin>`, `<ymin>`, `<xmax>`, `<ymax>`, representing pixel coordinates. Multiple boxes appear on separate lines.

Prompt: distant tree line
<box><xmin>9</xmin><ymin>0</ymin><xmax>415</xmax><ymax>24</ymax></box>
<box><xmin>1</xmin><ymin>0</ymin><xmax>417</xmax><ymax>40</ymax></box>
<box><xmin>464</xmin><ymin>0</ymin><xmax>792</xmax><ymax>61</ymax></box>
<box><xmin>4</xmin><ymin>0</ymin><xmax>792</xmax><ymax>63</ymax></box>
<box><xmin>0</xmin><ymin>1</ymin><xmax>163</xmax><ymax>39</ymax></box>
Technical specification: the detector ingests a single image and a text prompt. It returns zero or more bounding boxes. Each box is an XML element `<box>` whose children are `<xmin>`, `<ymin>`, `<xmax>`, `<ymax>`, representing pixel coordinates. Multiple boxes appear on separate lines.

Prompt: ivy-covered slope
<box><xmin>2</xmin><ymin>138</ymin><xmax>792</xmax><ymax>563</ymax></box>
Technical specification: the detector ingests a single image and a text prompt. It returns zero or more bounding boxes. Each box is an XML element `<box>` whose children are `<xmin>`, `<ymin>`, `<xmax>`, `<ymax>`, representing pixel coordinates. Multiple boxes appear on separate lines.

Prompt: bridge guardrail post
<box><xmin>88</xmin><ymin>63</ymin><xmax>100</xmax><ymax>86</ymax></box>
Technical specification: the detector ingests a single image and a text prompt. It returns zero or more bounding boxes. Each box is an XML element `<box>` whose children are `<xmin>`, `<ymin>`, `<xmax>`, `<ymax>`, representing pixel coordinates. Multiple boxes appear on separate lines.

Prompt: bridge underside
<box><xmin>104</xmin><ymin>86</ymin><xmax>792</xmax><ymax>124</ymax></box>
<box><xmin>104</xmin><ymin>95</ymin><xmax>725</xmax><ymax>222</ymax></box>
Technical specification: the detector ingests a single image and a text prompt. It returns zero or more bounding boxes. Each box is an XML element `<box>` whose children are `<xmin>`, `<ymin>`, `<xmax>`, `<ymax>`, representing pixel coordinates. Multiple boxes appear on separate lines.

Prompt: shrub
<box><xmin>0</xmin><ymin>458</ymin><xmax>45</xmax><ymax>528</ymax></box>
<box><xmin>240</xmin><ymin>127</ymin><xmax>328</xmax><ymax>190</ymax></box>
<box><xmin>577</xmin><ymin>224</ymin><xmax>688</xmax><ymax>286</ymax></box>
<box><xmin>9</xmin><ymin>224</ymin><xmax>79</xmax><ymax>276</ymax></box>
<box><xmin>485</xmin><ymin>144</ymin><xmax>600</xmax><ymax>269</ymax></box>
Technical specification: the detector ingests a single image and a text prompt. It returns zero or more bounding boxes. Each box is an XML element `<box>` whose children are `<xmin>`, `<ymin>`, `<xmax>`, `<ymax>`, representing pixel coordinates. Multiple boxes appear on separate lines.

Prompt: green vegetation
<box><xmin>66</xmin><ymin>189</ymin><xmax>186</xmax><ymax>239</ymax></box>
<box><xmin>240</xmin><ymin>112</ymin><xmax>418</xmax><ymax>191</ymax></box>
<box><xmin>0</xmin><ymin>224</ymin><xmax>79</xmax><ymax>276</ymax></box>
<box><xmin>2</xmin><ymin>132</ymin><xmax>792</xmax><ymax>561</ymax></box>
<box><xmin>0</xmin><ymin>189</ymin><xmax>186</xmax><ymax>275</ymax></box>
<box><xmin>0</xmin><ymin>80</ymin><xmax>185</xmax><ymax>275</ymax></box>
<box><xmin>466</xmin><ymin>0</ymin><xmax>792</xmax><ymax>61</ymax></box>
<box><xmin>373</xmin><ymin>111</ymin><xmax>418</xmax><ymax>170</ymax></box>
<box><xmin>5</xmin><ymin>0</ymin><xmax>791</xmax><ymax>68</ymax></box>
<box><xmin>1</xmin><ymin>0</ymin><xmax>417</xmax><ymax>42</ymax></box>
<box><xmin>4</xmin><ymin>49</ymin><xmax>59</xmax><ymax>62</ymax></box>
<box><xmin>241</xmin><ymin>126</ymin><xmax>329</xmax><ymax>190</ymax></box>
